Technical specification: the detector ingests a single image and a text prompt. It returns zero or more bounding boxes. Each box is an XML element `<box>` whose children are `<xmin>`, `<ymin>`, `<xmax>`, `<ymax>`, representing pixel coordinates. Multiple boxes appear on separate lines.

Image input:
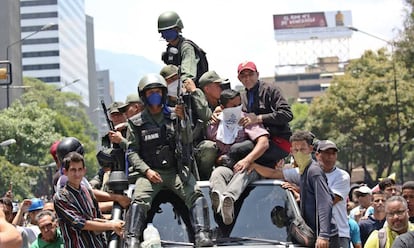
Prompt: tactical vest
<box><xmin>162</xmin><ymin>36</ymin><xmax>208</xmax><ymax>85</ymax></box>
<box><xmin>132</xmin><ymin>113</ymin><xmax>177</xmax><ymax>170</ymax></box>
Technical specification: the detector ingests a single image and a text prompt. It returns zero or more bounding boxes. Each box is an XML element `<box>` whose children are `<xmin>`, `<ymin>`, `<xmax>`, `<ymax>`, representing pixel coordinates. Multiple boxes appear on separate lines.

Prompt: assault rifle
<box><xmin>101</xmin><ymin>99</ymin><xmax>115</xmax><ymax>131</ymax></box>
<box><xmin>100</xmin><ymin>100</ymin><xmax>128</xmax><ymax>248</ymax></box>
<box><xmin>175</xmin><ymin>66</ymin><xmax>200</xmax><ymax>181</ymax></box>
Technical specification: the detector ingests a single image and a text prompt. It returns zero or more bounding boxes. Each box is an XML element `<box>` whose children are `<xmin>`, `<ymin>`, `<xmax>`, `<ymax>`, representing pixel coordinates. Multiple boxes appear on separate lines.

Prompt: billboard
<box><xmin>274</xmin><ymin>10</ymin><xmax>352</xmax><ymax>41</ymax></box>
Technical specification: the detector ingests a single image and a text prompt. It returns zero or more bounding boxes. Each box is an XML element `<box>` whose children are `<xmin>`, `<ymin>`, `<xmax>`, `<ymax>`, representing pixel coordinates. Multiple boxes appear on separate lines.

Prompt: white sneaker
<box><xmin>210</xmin><ymin>190</ymin><xmax>221</xmax><ymax>214</ymax></box>
<box><xmin>221</xmin><ymin>195</ymin><xmax>234</xmax><ymax>225</ymax></box>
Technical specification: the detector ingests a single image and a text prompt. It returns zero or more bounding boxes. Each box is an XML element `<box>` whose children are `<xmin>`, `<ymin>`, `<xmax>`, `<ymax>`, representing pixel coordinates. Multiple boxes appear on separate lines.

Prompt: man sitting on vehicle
<box><xmin>208</xmin><ymin>89</ymin><xmax>271</xmax><ymax>226</ymax></box>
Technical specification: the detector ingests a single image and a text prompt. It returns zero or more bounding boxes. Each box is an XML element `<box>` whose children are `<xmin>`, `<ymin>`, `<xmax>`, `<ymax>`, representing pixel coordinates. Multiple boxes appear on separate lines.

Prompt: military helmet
<box><xmin>138</xmin><ymin>74</ymin><xmax>167</xmax><ymax>93</ymax></box>
<box><xmin>138</xmin><ymin>73</ymin><xmax>168</xmax><ymax>104</ymax></box>
<box><xmin>56</xmin><ymin>137</ymin><xmax>84</xmax><ymax>163</ymax></box>
<box><xmin>158</xmin><ymin>11</ymin><xmax>184</xmax><ymax>32</ymax></box>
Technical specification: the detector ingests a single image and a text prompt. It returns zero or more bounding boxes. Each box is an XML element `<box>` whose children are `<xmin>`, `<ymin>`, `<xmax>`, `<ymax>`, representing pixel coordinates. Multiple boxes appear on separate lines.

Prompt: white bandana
<box><xmin>167</xmin><ymin>80</ymin><xmax>179</xmax><ymax>97</ymax></box>
<box><xmin>216</xmin><ymin>105</ymin><xmax>243</xmax><ymax>144</ymax></box>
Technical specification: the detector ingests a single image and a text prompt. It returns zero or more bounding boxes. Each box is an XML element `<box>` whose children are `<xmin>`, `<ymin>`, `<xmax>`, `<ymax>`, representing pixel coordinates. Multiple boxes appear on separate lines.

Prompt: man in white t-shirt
<box><xmin>316</xmin><ymin>140</ymin><xmax>351</xmax><ymax>248</ymax></box>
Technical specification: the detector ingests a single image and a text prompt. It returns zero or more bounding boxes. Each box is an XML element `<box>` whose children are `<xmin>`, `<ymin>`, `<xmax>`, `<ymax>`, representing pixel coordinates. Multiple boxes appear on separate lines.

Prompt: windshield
<box><xmin>150</xmin><ymin>183</ymin><xmax>292</xmax><ymax>244</ymax></box>
<box><xmin>209</xmin><ymin>184</ymin><xmax>289</xmax><ymax>240</ymax></box>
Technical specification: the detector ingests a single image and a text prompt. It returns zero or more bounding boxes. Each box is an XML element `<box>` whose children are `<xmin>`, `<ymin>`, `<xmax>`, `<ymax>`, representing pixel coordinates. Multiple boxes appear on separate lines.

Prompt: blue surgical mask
<box><xmin>147</xmin><ymin>92</ymin><xmax>163</xmax><ymax>106</ymax></box>
<box><xmin>161</xmin><ymin>29</ymin><xmax>178</xmax><ymax>41</ymax></box>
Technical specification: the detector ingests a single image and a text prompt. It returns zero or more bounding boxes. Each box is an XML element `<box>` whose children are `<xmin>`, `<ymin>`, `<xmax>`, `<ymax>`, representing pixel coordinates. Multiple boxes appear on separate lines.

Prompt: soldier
<box><xmin>108</xmin><ymin>94</ymin><xmax>145</xmax><ymax>183</ymax></box>
<box><xmin>118</xmin><ymin>93</ymin><xmax>144</xmax><ymax>119</ymax></box>
<box><xmin>160</xmin><ymin>64</ymin><xmax>216</xmax><ymax>180</ymax></box>
<box><xmin>199</xmin><ymin>70</ymin><xmax>230</xmax><ymax>111</ymax></box>
<box><xmin>124</xmin><ymin>74</ymin><xmax>212</xmax><ymax>247</ymax></box>
<box><xmin>101</xmin><ymin>101</ymin><xmax>127</xmax><ymax>148</ymax></box>
<box><xmin>159</xmin><ymin>64</ymin><xmax>182</xmax><ymax>106</ymax></box>
<box><xmin>158</xmin><ymin>11</ymin><xmax>208</xmax><ymax>87</ymax></box>
<box><xmin>95</xmin><ymin>99</ymin><xmax>130</xmax><ymax>192</ymax></box>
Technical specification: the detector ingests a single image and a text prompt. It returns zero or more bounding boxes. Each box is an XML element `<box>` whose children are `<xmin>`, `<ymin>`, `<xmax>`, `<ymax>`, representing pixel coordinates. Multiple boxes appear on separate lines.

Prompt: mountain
<box><xmin>95</xmin><ymin>49</ymin><xmax>163</xmax><ymax>101</ymax></box>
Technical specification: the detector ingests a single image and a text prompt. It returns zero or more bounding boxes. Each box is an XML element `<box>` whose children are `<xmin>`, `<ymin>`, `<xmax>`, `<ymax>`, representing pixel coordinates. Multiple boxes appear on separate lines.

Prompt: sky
<box><xmin>85</xmin><ymin>0</ymin><xmax>408</xmax><ymax>101</ymax></box>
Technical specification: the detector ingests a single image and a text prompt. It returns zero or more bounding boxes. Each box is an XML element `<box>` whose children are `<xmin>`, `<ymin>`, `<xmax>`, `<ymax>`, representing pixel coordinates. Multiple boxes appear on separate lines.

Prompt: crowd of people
<box><xmin>2</xmin><ymin>10</ymin><xmax>414</xmax><ymax>248</ymax></box>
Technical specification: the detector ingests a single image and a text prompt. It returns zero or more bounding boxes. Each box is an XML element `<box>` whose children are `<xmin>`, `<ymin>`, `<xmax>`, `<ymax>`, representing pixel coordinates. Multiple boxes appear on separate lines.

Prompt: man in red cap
<box><xmin>237</xmin><ymin>61</ymin><xmax>293</xmax><ymax>163</ymax></box>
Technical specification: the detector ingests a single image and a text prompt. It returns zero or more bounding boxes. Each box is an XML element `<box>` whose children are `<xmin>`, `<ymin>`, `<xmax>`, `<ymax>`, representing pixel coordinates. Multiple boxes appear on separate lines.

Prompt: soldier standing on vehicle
<box><xmin>158</xmin><ymin>11</ymin><xmax>208</xmax><ymax>87</ymax></box>
<box><xmin>124</xmin><ymin>74</ymin><xmax>212</xmax><ymax>247</ymax></box>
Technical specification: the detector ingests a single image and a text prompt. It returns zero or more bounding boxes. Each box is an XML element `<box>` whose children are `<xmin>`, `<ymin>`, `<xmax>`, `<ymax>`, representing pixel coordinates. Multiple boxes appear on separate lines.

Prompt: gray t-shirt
<box><xmin>391</xmin><ymin>231</ymin><xmax>414</xmax><ymax>248</ymax></box>
<box><xmin>283</xmin><ymin>167</ymin><xmax>300</xmax><ymax>185</ymax></box>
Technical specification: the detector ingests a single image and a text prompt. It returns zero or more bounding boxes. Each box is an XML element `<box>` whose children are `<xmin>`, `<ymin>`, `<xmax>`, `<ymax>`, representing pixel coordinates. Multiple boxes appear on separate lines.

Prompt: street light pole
<box><xmin>348</xmin><ymin>26</ymin><xmax>404</xmax><ymax>183</ymax></box>
<box><xmin>0</xmin><ymin>138</ymin><xmax>16</xmax><ymax>147</ymax></box>
<box><xmin>19</xmin><ymin>162</ymin><xmax>56</xmax><ymax>198</ymax></box>
<box><xmin>5</xmin><ymin>23</ymin><xmax>57</xmax><ymax>108</ymax></box>
<box><xmin>56</xmin><ymin>79</ymin><xmax>80</xmax><ymax>91</ymax></box>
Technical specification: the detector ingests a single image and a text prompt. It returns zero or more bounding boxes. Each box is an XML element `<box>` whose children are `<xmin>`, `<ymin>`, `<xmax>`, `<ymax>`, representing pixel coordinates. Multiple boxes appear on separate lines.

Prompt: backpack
<box><xmin>182</xmin><ymin>39</ymin><xmax>209</xmax><ymax>84</ymax></box>
<box><xmin>378</xmin><ymin>228</ymin><xmax>386</xmax><ymax>248</ymax></box>
<box><xmin>162</xmin><ymin>37</ymin><xmax>209</xmax><ymax>85</ymax></box>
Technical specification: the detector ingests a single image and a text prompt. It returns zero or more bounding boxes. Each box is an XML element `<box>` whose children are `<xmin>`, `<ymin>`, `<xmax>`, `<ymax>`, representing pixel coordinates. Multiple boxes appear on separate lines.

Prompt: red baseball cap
<box><xmin>237</xmin><ymin>61</ymin><xmax>257</xmax><ymax>74</ymax></box>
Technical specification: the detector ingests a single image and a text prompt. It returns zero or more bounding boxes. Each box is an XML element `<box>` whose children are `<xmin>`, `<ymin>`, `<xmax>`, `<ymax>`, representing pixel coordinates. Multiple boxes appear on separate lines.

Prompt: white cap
<box><xmin>356</xmin><ymin>185</ymin><xmax>372</xmax><ymax>195</ymax></box>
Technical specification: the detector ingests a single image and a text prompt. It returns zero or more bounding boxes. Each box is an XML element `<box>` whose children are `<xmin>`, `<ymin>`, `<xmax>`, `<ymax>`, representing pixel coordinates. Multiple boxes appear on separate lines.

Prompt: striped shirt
<box><xmin>54</xmin><ymin>184</ymin><xmax>106</xmax><ymax>248</ymax></box>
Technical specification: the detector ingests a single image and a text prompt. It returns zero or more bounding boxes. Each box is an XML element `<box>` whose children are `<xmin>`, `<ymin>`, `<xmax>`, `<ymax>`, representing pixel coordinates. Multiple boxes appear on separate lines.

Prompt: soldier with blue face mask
<box><xmin>158</xmin><ymin>11</ymin><xmax>208</xmax><ymax>88</ymax></box>
<box><xmin>124</xmin><ymin>73</ymin><xmax>213</xmax><ymax>248</ymax></box>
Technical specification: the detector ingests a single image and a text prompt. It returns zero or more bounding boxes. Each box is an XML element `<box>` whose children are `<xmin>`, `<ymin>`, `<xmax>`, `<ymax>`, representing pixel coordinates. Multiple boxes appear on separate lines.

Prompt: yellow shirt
<box><xmin>364</xmin><ymin>222</ymin><xmax>414</xmax><ymax>248</ymax></box>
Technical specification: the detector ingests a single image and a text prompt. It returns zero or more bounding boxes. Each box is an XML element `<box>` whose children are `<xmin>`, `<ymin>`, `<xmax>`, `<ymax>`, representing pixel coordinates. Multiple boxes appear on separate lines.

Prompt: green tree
<box><xmin>0</xmin><ymin>78</ymin><xmax>99</xmax><ymax>198</ymax></box>
<box><xmin>307</xmin><ymin>49</ymin><xmax>414</xmax><ymax>184</ymax></box>
<box><xmin>290</xmin><ymin>102</ymin><xmax>309</xmax><ymax>132</ymax></box>
<box><xmin>0</xmin><ymin>158</ymin><xmax>47</xmax><ymax>201</ymax></box>
<box><xmin>395</xmin><ymin>0</ymin><xmax>414</xmax><ymax>75</ymax></box>
<box><xmin>0</xmin><ymin>101</ymin><xmax>59</xmax><ymax>166</ymax></box>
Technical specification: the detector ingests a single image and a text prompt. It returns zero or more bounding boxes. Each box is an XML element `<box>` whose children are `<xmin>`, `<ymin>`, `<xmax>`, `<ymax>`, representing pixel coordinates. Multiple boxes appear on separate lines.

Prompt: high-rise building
<box><xmin>96</xmin><ymin>69</ymin><xmax>114</xmax><ymax>137</ymax></box>
<box><xmin>85</xmin><ymin>14</ymin><xmax>101</xmax><ymax>140</ymax></box>
<box><xmin>20</xmin><ymin>0</ymin><xmax>89</xmax><ymax>106</ymax></box>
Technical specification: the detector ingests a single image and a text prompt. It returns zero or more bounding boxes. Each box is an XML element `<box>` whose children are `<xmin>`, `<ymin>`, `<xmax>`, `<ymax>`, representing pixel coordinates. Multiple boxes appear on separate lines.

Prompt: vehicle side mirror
<box><xmin>270</xmin><ymin>205</ymin><xmax>288</xmax><ymax>228</ymax></box>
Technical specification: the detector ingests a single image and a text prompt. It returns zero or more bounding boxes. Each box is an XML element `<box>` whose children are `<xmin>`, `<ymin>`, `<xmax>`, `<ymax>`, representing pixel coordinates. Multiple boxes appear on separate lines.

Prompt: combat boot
<box><xmin>191</xmin><ymin>197</ymin><xmax>213</xmax><ymax>247</ymax></box>
<box><xmin>124</xmin><ymin>203</ymin><xmax>146</xmax><ymax>248</ymax></box>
